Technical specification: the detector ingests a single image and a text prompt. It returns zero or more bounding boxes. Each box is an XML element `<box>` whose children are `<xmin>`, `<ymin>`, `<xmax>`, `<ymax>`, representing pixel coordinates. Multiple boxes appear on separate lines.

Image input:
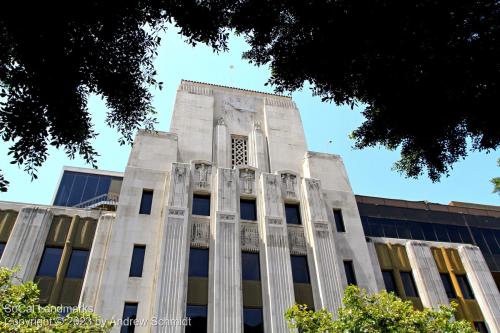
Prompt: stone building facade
<box><xmin>0</xmin><ymin>80</ymin><xmax>499</xmax><ymax>333</ymax></box>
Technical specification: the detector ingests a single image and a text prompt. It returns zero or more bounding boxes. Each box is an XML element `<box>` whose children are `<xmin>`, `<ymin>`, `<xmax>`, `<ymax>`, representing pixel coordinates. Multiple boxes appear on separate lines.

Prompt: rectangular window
<box><xmin>474</xmin><ymin>321</ymin><xmax>489</xmax><ymax>333</ymax></box>
<box><xmin>440</xmin><ymin>273</ymin><xmax>456</xmax><ymax>299</ymax></box>
<box><xmin>139</xmin><ymin>189</ymin><xmax>153</xmax><ymax>215</ymax></box>
<box><xmin>66</xmin><ymin>249</ymin><xmax>89</xmax><ymax>278</ymax></box>
<box><xmin>36</xmin><ymin>247</ymin><xmax>63</xmax><ymax>277</ymax></box>
<box><xmin>129</xmin><ymin>245</ymin><xmax>146</xmax><ymax>277</ymax></box>
<box><xmin>343</xmin><ymin>260</ymin><xmax>357</xmax><ymax>286</ymax></box>
<box><xmin>456</xmin><ymin>274</ymin><xmax>475</xmax><ymax>299</ymax></box>
<box><xmin>231</xmin><ymin>136</ymin><xmax>248</xmax><ymax>168</ymax></box>
<box><xmin>188</xmin><ymin>248</ymin><xmax>209</xmax><ymax>277</ymax></box>
<box><xmin>285</xmin><ymin>204</ymin><xmax>302</xmax><ymax>225</ymax></box>
<box><xmin>241</xmin><ymin>199</ymin><xmax>257</xmax><ymax>221</ymax></box>
<box><xmin>192</xmin><ymin>194</ymin><xmax>211</xmax><ymax>216</ymax></box>
<box><xmin>242</xmin><ymin>252</ymin><xmax>261</xmax><ymax>281</ymax></box>
<box><xmin>186</xmin><ymin>305</ymin><xmax>207</xmax><ymax>333</ymax></box>
<box><xmin>120</xmin><ymin>302</ymin><xmax>138</xmax><ymax>333</ymax></box>
<box><xmin>243</xmin><ymin>307</ymin><xmax>264</xmax><ymax>333</ymax></box>
<box><xmin>333</xmin><ymin>209</ymin><xmax>346</xmax><ymax>232</ymax></box>
<box><xmin>400</xmin><ymin>271</ymin><xmax>419</xmax><ymax>297</ymax></box>
<box><xmin>382</xmin><ymin>270</ymin><xmax>399</xmax><ymax>295</ymax></box>
<box><xmin>291</xmin><ymin>255</ymin><xmax>310</xmax><ymax>284</ymax></box>
<box><xmin>0</xmin><ymin>242</ymin><xmax>5</xmax><ymax>259</ymax></box>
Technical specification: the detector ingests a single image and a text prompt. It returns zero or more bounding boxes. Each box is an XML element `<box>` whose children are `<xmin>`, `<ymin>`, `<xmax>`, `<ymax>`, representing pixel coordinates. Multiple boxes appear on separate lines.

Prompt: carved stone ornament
<box><xmin>254</xmin><ymin>120</ymin><xmax>262</xmax><ymax>131</ymax></box>
<box><xmin>224</xmin><ymin>96</ymin><xmax>255</xmax><ymax>113</ymax></box>
<box><xmin>239</xmin><ymin>168</ymin><xmax>255</xmax><ymax>194</ymax></box>
<box><xmin>241</xmin><ymin>223</ymin><xmax>259</xmax><ymax>252</ymax></box>
<box><xmin>191</xmin><ymin>220</ymin><xmax>210</xmax><ymax>247</ymax></box>
<box><xmin>194</xmin><ymin>163</ymin><xmax>211</xmax><ymax>189</ymax></box>
<box><xmin>217</xmin><ymin>117</ymin><xmax>226</xmax><ymax>126</ymax></box>
<box><xmin>288</xmin><ymin>226</ymin><xmax>307</xmax><ymax>255</ymax></box>
<box><xmin>281</xmin><ymin>173</ymin><xmax>297</xmax><ymax>198</ymax></box>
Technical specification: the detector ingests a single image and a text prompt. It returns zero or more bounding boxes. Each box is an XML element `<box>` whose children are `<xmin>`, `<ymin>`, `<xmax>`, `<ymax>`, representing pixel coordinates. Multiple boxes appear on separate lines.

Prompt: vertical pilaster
<box><xmin>214</xmin><ymin>118</ymin><xmax>230</xmax><ymax>168</ymax></box>
<box><xmin>153</xmin><ymin>163</ymin><xmax>191</xmax><ymax>333</ymax></box>
<box><xmin>301</xmin><ymin>178</ymin><xmax>343</xmax><ymax>313</ymax></box>
<box><xmin>458</xmin><ymin>245</ymin><xmax>500</xmax><ymax>333</ymax></box>
<box><xmin>0</xmin><ymin>207</ymin><xmax>53</xmax><ymax>282</ymax></box>
<box><xmin>366</xmin><ymin>240</ymin><xmax>386</xmax><ymax>291</ymax></box>
<box><xmin>249</xmin><ymin>123</ymin><xmax>269</xmax><ymax>172</ymax></box>
<box><xmin>259</xmin><ymin>173</ymin><xmax>295</xmax><ymax>333</ymax></box>
<box><xmin>209</xmin><ymin>168</ymin><xmax>242</xmax><ymax>333</ymax></box>
<box><xmin>405</xmin><ymin>241</ymin><xmax>449</xmax><ymax>309</ymax></box>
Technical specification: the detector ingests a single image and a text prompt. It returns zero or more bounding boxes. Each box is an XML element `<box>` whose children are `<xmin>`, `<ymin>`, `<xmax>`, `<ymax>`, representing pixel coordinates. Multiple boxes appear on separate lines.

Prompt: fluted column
<box><xmin>208</xmin><ymin>168</ymin><xmax>242</xmax><ymax>333</ymax></box>
<box><xmin>249</xmin><ymin>122</ymin><xmax>269</xmax><ymax>172</ymax></box>
<box><xmin>406</xmin><ymin>241</ymin><xmax>449</xmax><ymax>309</ymax></box>
<box><xmin>153</xmin><ymin>163</ymin><xmax>191</xmax><ymax>333</ymax></box>
<box><xmin>214</xmin><ymin>118</ymin><xmax>230</xmax><ymax>168</ymax></box>
<box><xmin>301</xmin><ymin>178</ymin><xmax>343</xmax><ymax>313</ymax></box>
<box><xmin>259</xmin><ymin>173</ymin><xmax>295</xmax><ymax>333</ymax></box>
<box><xmin>458</xmin><ymin>245</ymin><xmax>500</xmax><ymax>333</ymax></box>
<box><xmin>0</xmin><ymin>207</ymin><xmax>53</xmax><ymax>282</ymax></box>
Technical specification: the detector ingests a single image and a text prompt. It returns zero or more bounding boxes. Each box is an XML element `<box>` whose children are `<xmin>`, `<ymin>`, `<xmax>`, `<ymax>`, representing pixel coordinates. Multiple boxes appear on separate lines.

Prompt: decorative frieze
<box><xmin>179</xmin><ymin>81</ymin><xmax>213</xmax><ymax>96</ymax></box>
<box><xmin>288</xmin><ymin>225</ymin><xmax>307</xmax><ymax>255</ymax></box>
<box><xmin>265</xmin><ymin>97</ymin><xmax>296</xmax><ymax>109</ymax></box>
<box><xmin>279</xmin><ymin>171</ymin><xmax>299</xmax><ymax>201</ymax></box>
<box><xmin>267</xmin><ymin>217</ymin><xmax>282</xmax><ymax>225</ymax></box>
<box><xmin>191</xmin><ymin>220</ymin><xmax>210</xmax><ymax>248</ymax></box>
<box><xmin>241</xmin><ymin>222</ymin><xmax>259</xmax><ymax>252</ymax></box>
<box><xmin>193</xmin><ymin>162</ymin><xmax>212</xmax><ymax>191</ymax></box>
<box><xmin>239</xmin><ymin>167</ymin><xmax>256</xmax><ymax>196</ymax></box>
<box><xmin>168</xmin><ymin>208</ymin><xmax>185</xmax><ymax>217</ymax></box>
<box><xmin>169</xmin><ymin>164</ymin><xmax>189</xmax><ymax>207</ymax></box>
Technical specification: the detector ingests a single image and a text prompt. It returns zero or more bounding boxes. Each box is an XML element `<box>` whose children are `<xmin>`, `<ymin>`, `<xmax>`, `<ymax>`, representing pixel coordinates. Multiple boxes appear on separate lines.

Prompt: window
<box><xmin>243</xmin><ymin>307</ymin><xmax>264</xmax><ymax>333</ymax></box>
<box><xmin>382</xmin><ymin>270</ymin><xmax>399</xmax><ymax>295</ymax></box>
<box><xmin>231</xmin><ymin>136</ymin><xmax>248</xmax><ymax>167</ymax></box>
<box><xmin>291</xmin><ymin>255</ymin><xmax>310</xmax><ymax>284</ymax></box>
<box><xmin>242</xmin><ymin>252</ymin><xmax>261</xmax><ymax>281</ymax></box>
<box><xmin>129</xmin><ymin>245</ymin><xmax>146</xmax><ymax>277</ymax></box>
<box><xmin>186</xmin><ymin>305</ymin><xmax>207</xmax><ymax>333</ymax></box>
<box><xmin>0</xmin><ymin>242</ymin><xmax>5</xmax><ymax>259</ymax></box>
<box><xmin>474</xmin><ymin>321</ymin><xmax>489</xmax><ymax>333</ymax></box>
<box><xmin>400</xmin><ymin>272</ymin><xmax>419</xmax><ymax>297</ymax></box>
<box><xmin>285</xmin><ymin>204</ymin><xmax>301</xmax><ymax>225</ymax></box>
<box><xmin>66</xmin><ymin>249</ymin><xmax>89</xmax><ymax>278</ymax></box>
<box><xmin>192</xmin><ymin>194</ymin><xmax>211</xmax><ymax>216</ymax></box>
<box><xmin>188</xmin><ymin>248</ymin><xmax>209</xmax><ymax>277</ymax></box>
<box><xmin>37</xmin><ymin>247</ymin><xmax>63</xmax><ymax>277</ymax></box>
<box><xmin>120</xmin><ymin>303</ymin><xmax>138</xmax><ymax>333</ymax></box>
<box><xmin>333</xmin><ymin>209</ymin><xmax>346</xmax><ymax>232</ymax></box>
<box><xmin>241</xmin><ymin>199</ymin><xmax>257</xmax><ymax>221</ymax></box>
<box><xmin>139</xmin><ymin>190</ymin><xmax>153</xmax><ymax>214</ymax></box>
<box><xmin>440</xmin><ymin>273</ymin><xmax>456</xmax><ymax>299</ymax></box>
<box><xmin>456</xmin><ymin>274</ymin><xmax>474</xmax><ymax>299</ymax></box>
<box><xmin>343</xmin><ymin>261</ymin><xmax>357</xmax><ymax>286</ymax></box>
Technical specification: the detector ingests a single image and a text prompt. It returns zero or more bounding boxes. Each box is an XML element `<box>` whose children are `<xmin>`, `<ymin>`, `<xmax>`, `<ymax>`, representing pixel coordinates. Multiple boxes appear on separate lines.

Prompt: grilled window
<box><xmin>231</xmin><ymin>136</ymin><xmax>248</xmax><ymax>167</ymax></box>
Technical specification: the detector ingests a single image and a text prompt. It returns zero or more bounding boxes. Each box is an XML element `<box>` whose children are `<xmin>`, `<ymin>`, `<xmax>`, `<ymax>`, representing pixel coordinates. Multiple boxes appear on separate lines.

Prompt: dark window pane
<box><xmin>368</xmin><ymin>219</ymin><xmax>383</xmax><ymax>237</ymax></box>
<box><xmin>67</xmin><ymin>174</ymin><xmax>86</xmax><ymax>206</ymax></box>
<box><xmin>333</xmin><ymin>209</ymin><xmax>346</xmax><ymax>232</ymax></box>
<box><xmin>400</xmin><ymin>272</ymin><xmax>419</xmax><ymax>297</ymax></box>
<box><xmin>472</xmin><ymin>228</ymin><xmax>491</xmax><ymax>255</ymax></box>
<box><xmin>0</xmin><ymin>242</ymin><xmax>5</xmax><ymax>259</ymax></box>
<box><xmin>408</xmin><ymin>222</ymin><xmax>425</xmax><ymax>240</ymax></box>
<box><xmin>193</xmin><ymin>195</ymin><xmax>211</xmax><ymax>216</ymax></box>
<box><xmin>474</xmin><ymin>321</ymin><xmax>489</xmax><ymax>333</ymax></box>
<box><xmin>382</xmin><ymin>270</ymin><xmax>399</xmax><ymax>296</ymax></box>
<box><xmin>242</xmin><ymin>252</ymin><xmax>260</xmax><ymax>281</ymax></box>
<box><xmin>81</xmin><ymin>175</ymin><xmax>99</xmax><ymax>202</ymax></box>
<box><xmin>241</xmin><ymin>199</ymin><xmax>257</xmax><ymax>221</ymax></box>
<box><xmin>129</xmin><ymin>245</ymin><xmax>146</xmax><ymax>277</ymax></box>
<box><xmin>395</xmin><ymin>221</ymin><xmax>412</xmax><ymax>239</ymax></box>
<box><xmin>243</xmin><ymin>307</ymin><xmax>264</xmax><ymax>333</ymax></box>
<box><xmin>382</xmin><ymin>220</ymin><xmax>398</xmax><ymax>238</ymax></box>
<box><xmin>483</xmin><ymin>231</ymin><xmax>500</xmax><ymax>255</ymax></box>
<box><xmin>440</xmin><ymin>273</ymin><xmax>456</xmax><ymax>299</ymax></box>
<box><xmin>460</xmin><ymin>228</ymin><xmax>473</xmax><ymax>244</ymax></box>
<box><xmin>422</xmin><ymin>224</ymin><xmax>437</xmax><ymax>241</ymax></box>
<box><xmin>120</xmin><ymin>303</ymin><xmax>138</xmax><ymax>333</ymax></box>
<box><xmin>291</xmin><ymin>255</ymin><xmax>310</xmax><ymax>283</ymax></box>
<box><xmin>361</xmin><ymin>217</ymin><xmax>370</xmax><ymax>234</ymax></box>
<box><xmin>434</xmin><ymin>224</ymin><xmax>450</xmax><ymax>242</ymax></box>
<box><xmin>37</xmin><ymin>247</ymin><xmax>63</xmax><ymax>277</ymax></box>
<box><xmin>54</xmin><ymin>172</ymin><xmax>75</xmax><ymax>206</ymax></box>
<box><xmin>285</xmin><ymin>204</ymin><xmax>301</xmax><ymax>225</ymax></box>
<box><xmin>188</xmin><ymin>248</ymin><xmax>209</xmax><ymax>277</ymax></box>
<box><xmin>456</xmin><ymin>274</ymin><xmax>474</xmax><ymax>299</ymax></box>
<box><xmin>186</xmin><ymin>305</ymin><xmax>207</xmax><ymax>333</ymax></box>
<box><xmin>139</xmin><ymin>190</ymin><xmax>153</xmax><ymax>215</ymax></box>
<box><xmin>66</xmin><ymin>249</ymin><xmax>89</xmax><ymax>278</ymax></box>
<box><xmin>447</xmin><ymin>226</ymin><xmax>463</xmax><ymax>243</ymax></box>
<box><xmin>343</xmin><ymin>261</ymin><xmax>357</xmax><ymax>286</ymax></box>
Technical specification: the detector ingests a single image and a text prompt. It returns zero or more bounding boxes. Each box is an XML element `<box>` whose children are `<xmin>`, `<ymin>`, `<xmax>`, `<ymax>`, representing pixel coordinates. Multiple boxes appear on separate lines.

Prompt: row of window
<box><xmin>36</xmin><ymin>247</ymin><xmax>89</xmax><ymax>279</ymax></box>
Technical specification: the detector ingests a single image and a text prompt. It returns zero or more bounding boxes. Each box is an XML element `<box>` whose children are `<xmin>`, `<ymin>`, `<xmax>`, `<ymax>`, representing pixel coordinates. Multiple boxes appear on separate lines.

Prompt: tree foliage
<box><xmin>492</xmin><ymin>158</ymin><xmax>500</xmax><ymax>194</ymax></box>
<box><xmin>1</xmin><ymin>1</ymin><xmax>499</xmax><ymax>191</ymax></box>
<box><xmin>286</xmin><ymin>286</ymin><xmax>477</xmax><ymax>333</ymax></box>
<box><xmin>0</xmin><ymin>267</ymin><xmax>113</xmax><ymax>332</ymax></box>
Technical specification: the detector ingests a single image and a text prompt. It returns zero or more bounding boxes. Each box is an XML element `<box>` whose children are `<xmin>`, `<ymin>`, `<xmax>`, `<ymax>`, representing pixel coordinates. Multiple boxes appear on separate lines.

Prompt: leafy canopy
<box><xmin>286</xmin><ymin>285</ymin><xmax>477</xmax><ymax>333</ymax></box>
<box><xmin>1</xmin><ymin>1</ymin><xmax>499</xmax><ymax>191</ymax></box>
<box><xmin>0</xmin><ymin>267</ymin><xmax>113</xmax><ymax>332</ymax></box>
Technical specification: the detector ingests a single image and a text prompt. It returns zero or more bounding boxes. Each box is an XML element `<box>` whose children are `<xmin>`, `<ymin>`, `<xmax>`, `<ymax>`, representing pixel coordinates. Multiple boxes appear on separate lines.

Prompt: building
<box><xmin>0</xmin><ymin>80</ymin><xmax>499</xmax><ymax>333</ymax></box>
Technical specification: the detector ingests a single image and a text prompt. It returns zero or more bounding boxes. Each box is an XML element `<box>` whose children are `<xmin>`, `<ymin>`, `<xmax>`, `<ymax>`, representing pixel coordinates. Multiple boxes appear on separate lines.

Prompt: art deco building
<box><xmin>0</xmin><ymin>80</ymin><xmax>499</xmax><ymax>333</ymax></box>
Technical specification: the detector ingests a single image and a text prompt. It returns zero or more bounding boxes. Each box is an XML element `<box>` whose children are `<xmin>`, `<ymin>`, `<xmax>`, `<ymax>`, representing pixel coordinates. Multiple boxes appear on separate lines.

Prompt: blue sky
<box><xmin>0</xmin><ymin>25</ymin><xmax>498</xmax><ymax>206</ymax></box>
